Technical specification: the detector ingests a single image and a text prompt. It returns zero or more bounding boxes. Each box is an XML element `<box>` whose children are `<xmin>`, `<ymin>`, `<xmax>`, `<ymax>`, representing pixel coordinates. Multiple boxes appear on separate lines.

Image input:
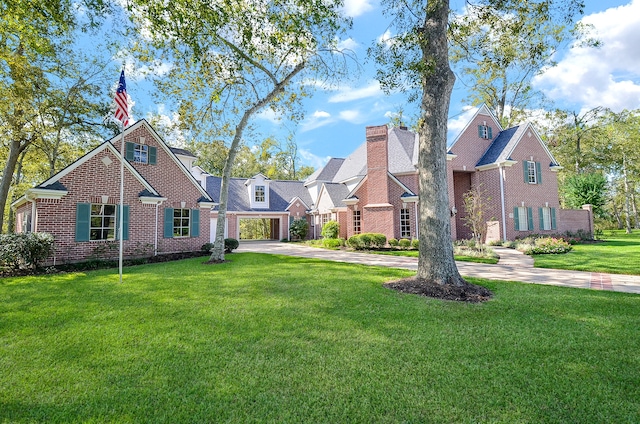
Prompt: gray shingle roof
<box><xmin>323</xmin><ymin>183</ymin><xmax>350</xmax><ymax>208</ymax></box>
<box><xmin>206</xmin><ymin>176</ymin><xmax>313</xmax><ymax>212</ymax></box>
<box><xmin>305</xmin><ymin>158</ymin><xmax>345</xmax><ymax>183</ymax></box>
<box><xmin>476</xmin><ymin>125</ymin><xmax>523</xmax><ymax>166</ymax></box>
<box><xmin>169</xmin><ymin>147</ymin><xmax>196</xmax><ymax>157</ymax></box>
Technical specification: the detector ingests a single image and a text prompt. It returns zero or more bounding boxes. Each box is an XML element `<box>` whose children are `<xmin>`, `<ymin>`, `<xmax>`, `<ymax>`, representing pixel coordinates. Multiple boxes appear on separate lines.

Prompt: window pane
<box><xmin>104</xmin><ymin>205</ymin><xmax>116</xmax><ymax>215</ymax></box>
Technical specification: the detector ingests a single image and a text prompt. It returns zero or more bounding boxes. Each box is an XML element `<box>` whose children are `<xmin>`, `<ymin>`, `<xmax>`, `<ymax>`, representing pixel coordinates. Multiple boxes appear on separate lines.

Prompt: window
<box><xmin>90</xmin><ymin>204</ymin><xmax>116</xmax><ymax>240</ymax></box>
<box><xmin>527</xmin><ymin>161</ymin><xmax>537</xmax><ymax>184</ymax></box>
<box><xmin>353</xmin><ymin>210</ymin><xmax>361</xmax><ymax>234</ymax></box>
<box><xmin>478</xmin><ymin>124</ymin><xmax>493</xmax><ymax>139</ymax></box>
<box><xmin>255</xmin><ymin>185</ymin><xmax>265</xmax><ymax>202</ymax></box>
<box><xmin>400</xmin><ymin>208</ymin><xmax>411</xmax><ymax>238</ymax></box>
<box><xmin>173</xmin><ymin>208</ymin><xmax>190</xmax><ymax>237</ymax></box>
<box><xmin>524</xmin><ymin>161</ymin><xmax>542</xmax><ymax>185</ymax></box>
<box><xmin>514</xmin><ymin>206</ymin><xmax>533</xmax><ymax>231</ymax></box>
<box><xmin>125</xmin><ymin>141</ymin><xmax>157</xmax><ymax>165</ymax></box>
<box><xmin>321</xmin><ymin>213</ymin><xmax>330</xmax><ymax>228</ymax></box>
<box><xmin>21</xmin><ymin>212</ymin><xmax>32</xmax><ymax>233</ymax></box>
<box><xmin>134</xmin><ymin>143</ymin><xmax>148</xmax><ymax>163</ymax></box>
<box><xmin>539</xmin><ymin>207</ymin><xmax>557</xmax><ymax>231</ymax></box>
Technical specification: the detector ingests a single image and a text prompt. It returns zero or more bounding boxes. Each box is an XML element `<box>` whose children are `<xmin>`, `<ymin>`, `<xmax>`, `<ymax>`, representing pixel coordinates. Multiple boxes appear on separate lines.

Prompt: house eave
<box><xmin>140</xmin><ymin>196</ymin><xmax>168</xmax><ymax>205</ymax></box>
<box><xmin>476</xmin><ymin>160</ymin><xmax>517</xmax><ymax>171</ymax></box>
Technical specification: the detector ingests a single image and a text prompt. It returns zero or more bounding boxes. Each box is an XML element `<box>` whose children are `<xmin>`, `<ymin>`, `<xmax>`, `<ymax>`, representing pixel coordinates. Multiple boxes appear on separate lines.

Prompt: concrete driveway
<box><xmin>236</xmin><ymin>241</ymin><xmax>640</xmax><ymax>294</ymax></box>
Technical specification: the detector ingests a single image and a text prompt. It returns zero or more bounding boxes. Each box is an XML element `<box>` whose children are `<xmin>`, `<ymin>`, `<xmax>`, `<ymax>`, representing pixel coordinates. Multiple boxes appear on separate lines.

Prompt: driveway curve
<box><xmin>236</xmin><ymin>241</ymin><xmax>640</xmax><ymax>294</ymax></box>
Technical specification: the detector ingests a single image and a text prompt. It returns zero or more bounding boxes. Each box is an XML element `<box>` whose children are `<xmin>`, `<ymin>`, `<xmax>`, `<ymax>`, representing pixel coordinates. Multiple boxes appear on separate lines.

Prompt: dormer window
<box><xmin>246</xmin><ymin>174</ymin><xmax>270</xmax><ymax>208</ymax></box>
<box><xmin>255</xmin><ymin>185</ymin><xmax>265</xmax><ymax>202</ymax></box>
<box><xmin>478</xmin><ymin>124</ymin><xmax>493</xmax><ymax>139</ymax></box>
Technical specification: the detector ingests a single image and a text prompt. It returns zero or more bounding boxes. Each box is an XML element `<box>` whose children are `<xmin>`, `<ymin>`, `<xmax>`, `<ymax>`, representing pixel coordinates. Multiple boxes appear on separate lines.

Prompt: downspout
<box><xmin>499</xmin><ymin>165</ymin><xmax>507</xmax><ymax>241</ymax></box>
<box><xmin>154</xmin><ymin>202</ymin><xmax>159</xmax><ymax>256</ymax></box>
<box><xmin>414</xmin><ymin>201</ymin><xmax>419</xmax><ymax>239</ymax></box>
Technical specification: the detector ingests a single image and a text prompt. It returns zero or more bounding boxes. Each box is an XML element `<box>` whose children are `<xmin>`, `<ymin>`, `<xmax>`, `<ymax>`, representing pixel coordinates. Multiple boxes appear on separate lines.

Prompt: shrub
<box><xmin>524</xmin><ymin>237</ymin><xmax>573</xmax><ymax>255</ymax></box>
<box><xmin>224</xmin><ymin>238</ymin><xmax>239</xmax><ymax>253</ymax></box>
<box><xmin>321</xmin><ymin>220</ymin><xmax>340</xmax><ymax>239</ymax></box>
<box><xmin>411</xmin><ymin>238</ymin><xmax>419</xmax><ymax>250</ymax></box>
<box><xmin>0</xmin><ymin>232</ymin><xmax>54</xmax><ymax>270</ymax></box>
<box><xmin>398</xmin><ymin>238</ymin><xmax>411</xmax><ymax>249</ymax></box>
<box><xmin>201</xmin><ymin>242</ymin><xmax>214</xmax><ymax>252</ymax></box>
<box><xmin>289</xmin><ymin>218</ymin><xmax>309</xmax><ymax>240</ymax></box>
<box><xmin>346</xmin><ymin>233</ymin><xmax>386</xmax><ymax>250</ymax></box>
<box><xmin>388</xmin><ymin>238</ymin><xmax>399</xmax><ymax>247</ymax></box>
<box><xmin>322</xmin><ymin>238</ymin><xmax>342</xmax><ymax>249</ymax></box>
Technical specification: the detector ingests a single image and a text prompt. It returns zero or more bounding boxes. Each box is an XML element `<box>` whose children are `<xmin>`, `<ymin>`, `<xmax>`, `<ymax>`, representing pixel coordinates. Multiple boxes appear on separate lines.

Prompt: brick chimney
<box><xmin>366</xmin><ymin>125</ymin><xmax>390</xmax><ymax>205</ymax></box>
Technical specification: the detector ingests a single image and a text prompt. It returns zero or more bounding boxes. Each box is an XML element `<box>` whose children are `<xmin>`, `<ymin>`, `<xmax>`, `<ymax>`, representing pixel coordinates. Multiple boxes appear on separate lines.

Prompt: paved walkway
<box><xmin>236</xmin><ymin>242</ymin><xmax>640</xmax><ymax>294</ymax></box>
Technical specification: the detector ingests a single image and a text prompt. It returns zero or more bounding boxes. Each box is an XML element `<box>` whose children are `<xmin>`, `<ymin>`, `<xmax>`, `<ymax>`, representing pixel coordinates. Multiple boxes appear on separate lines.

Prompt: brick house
<box><xmin>302</xmin><ymin>105</ymin><xmax>593</xmax><ymax>242</ymax></box>
<box><xmin>11</xmin><ymin>120</ymin><xmax>215</xmax><ymax>263</ymax></box>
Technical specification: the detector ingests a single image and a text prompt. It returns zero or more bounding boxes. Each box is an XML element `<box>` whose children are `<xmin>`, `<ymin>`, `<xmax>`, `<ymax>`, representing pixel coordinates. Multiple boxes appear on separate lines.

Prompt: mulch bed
<box><xmin>385</xmin><ymin>277</ymin><xmax>493</xmax><ymax>303</ymax></box>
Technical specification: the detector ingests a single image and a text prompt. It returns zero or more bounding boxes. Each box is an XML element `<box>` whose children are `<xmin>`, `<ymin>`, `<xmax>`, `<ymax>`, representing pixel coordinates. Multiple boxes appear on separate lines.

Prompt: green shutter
<box><xmin>149</xmin><ymin>146</ymin><xmax>157</xmax><ymax>165</ymax></box>
<box><xmin>551</xmin><ymin>208</ymin><xmax>557</xmax><ymax>230</ymax></box>
<box><xmin>539</xmin><ymin>207</ymin><xmax>544</xmax><ymax>230</ymax></box>
<box><xmin>75</xmin><ymin>203</ymin><xmax>91</xmax><ymax>242</ymax></box>
<box><xmin>488</xmin><ymin>126</ymin><xmax>493</xmax><ymax>139</ymax></box>
<box><xmin>536</xmin><ymin>162</ymin><xmax>542</xmax><ymax>184</ymax></box>
<box><xmin>513</xmin><ymin>207</ymin><xmax>520</xmax><ymax>231</ymax></box>
<box><xmin>523</xmin><ymin>161</ymin><xmax>528</xmax><ymax>183</ymax></box>
<box><xmin>116</xmin><ymin>205</ymin><xmax>130</xmax><ymax>240</ymax></box>
<box><xmin>125</xmin><ymin>142</ymin><xmax>135</xmax><ymax>161</ymax></box>
<box><xmin>527</xmin><ymin>207</ymin><xmax>534</xmax><ymax>231</ymax></box>
<box><xmin>478</xmin><ymin>125</ymin><xmax>483</xmax><ymax>137</ymax></box>
<box><xmin>190</xmin><ymin>209</ymin><xmax>200</xmax><ymax>237</ymax></box>
<box><xmin>164</xmin><ymin>208</ymin><xmax>174</xmax><ymax>238</ymax></box>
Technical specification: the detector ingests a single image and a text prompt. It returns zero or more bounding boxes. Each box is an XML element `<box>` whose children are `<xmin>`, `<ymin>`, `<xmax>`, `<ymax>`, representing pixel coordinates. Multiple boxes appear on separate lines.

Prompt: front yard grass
<box><xmin>533</xmin><ymin>230</ymin><xmax>640</xmax><ymax>275</ymax></box>
<box><xmin>1</xmin><ymin>253</ymin><xmax>639</xmax><ymax>423</ymax></box>
<box><xmin>369</xmin><ymin>248</ymin><xmax>499</xmax><ymax>264</ymax></box>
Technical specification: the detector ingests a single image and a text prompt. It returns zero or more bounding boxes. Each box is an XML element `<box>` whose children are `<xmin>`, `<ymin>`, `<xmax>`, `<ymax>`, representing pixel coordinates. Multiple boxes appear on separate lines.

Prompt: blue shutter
<box><xmin>116</xmin><ymin>205</ymin><xmax>130</xmax><ymax>240</ymax></box>
<box><xmin>164</xmin><ymin>208</ymin><xmax>174</xmax><ymax>238</ymax></box>
<box><xmin>478</xmin><ymin>125</ymin><xmax>483</xmax><ymax>137</ymax></box>
<box><xmin>551</xmin><ymin>208</ymin><xmax>557</xmax><ymax>230</ymax></box>
<box><xmin>536</xmin><ymin>162</ymin><xmax>542</xmax><ymax>184</ymax></box>
<box><xmin>125</xmin><ymin>142</ymin><xmax>135</xmax><ymax>161</ymax></box>
<box><xmin>539</xmin><ymin>207</ymin><xmax>544</xmax><ymax>230</ymax></box>
<box><xmin>190</xmin><ymin>209</ymin><xmax>200</xmax><ymax>237</ymax></box>
<box><xmin>523</xmin><ymin>161</ymin><xmax>528</xmax><ymax>183</ymax></box>
<box><xmin>75</xmin><ymin>203</ymin><xmax>91</xmax><ymax>242</ymax></box>
<box><xmin>488</xmin><ymin>126</ymin><xmax>493</xmax><ymax>139</ymax></box>
<box><xmin>513</xmin><ymin>207</ymin><xmax>520</xmax><ymax>231</ymax></box>
<box><xmin>149</xmin><ymin>146</ymin><xmax>157</xmax><ymax>165</ymax></box>
<box><xmin>527</xmin><ymin>207</ymin><xmax>534</xmax><ymax>231</ymax></box>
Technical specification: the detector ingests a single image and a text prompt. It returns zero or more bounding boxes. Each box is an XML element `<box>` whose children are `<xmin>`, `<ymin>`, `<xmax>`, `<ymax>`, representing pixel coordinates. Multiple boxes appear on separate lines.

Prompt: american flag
<box><xmin>114</xmin><ymin>69</ymin><xmax>129</xmax><ymax>127</ymax></box>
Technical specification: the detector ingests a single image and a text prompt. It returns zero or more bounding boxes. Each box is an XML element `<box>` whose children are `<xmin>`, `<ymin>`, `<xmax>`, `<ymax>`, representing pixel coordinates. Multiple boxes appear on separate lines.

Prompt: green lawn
<box><xmin>1</xmin><ymin>254</ymin><xmax>639</xmax><ymax>423</ymax></box>
<box><xmin>533</xmin><ymin>230</ymin><xmax>640</xmax><ymax>275</ymax></box>
<box><xmin>371</xmin><ymin>249</ymin><xmax>499</xmax><ymax>264</ymax></box>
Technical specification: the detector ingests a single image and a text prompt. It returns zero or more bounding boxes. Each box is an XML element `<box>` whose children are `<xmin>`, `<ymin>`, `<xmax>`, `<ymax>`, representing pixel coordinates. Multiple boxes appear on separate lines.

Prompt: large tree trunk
<box><xmin>416</xmin><ymin>0</ymin><xmax>466</xmax><ymax>286</ymax></box>
<box><xmin>0</xmin><ymin>140</ymin><xmax>31</xmax><ymax>233</ymax></box>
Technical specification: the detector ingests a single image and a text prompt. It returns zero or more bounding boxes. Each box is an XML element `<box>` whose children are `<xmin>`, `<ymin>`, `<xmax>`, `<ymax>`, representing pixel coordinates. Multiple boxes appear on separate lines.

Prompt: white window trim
<box><xmin>527</xmin><ymin>161</ymin><xmax>537</xmax><ymax>184</ymax></box>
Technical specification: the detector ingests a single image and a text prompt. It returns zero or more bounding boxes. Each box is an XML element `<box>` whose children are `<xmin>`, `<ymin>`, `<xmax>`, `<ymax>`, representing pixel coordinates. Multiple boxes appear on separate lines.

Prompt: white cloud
<box><xmin>341</xmin><ymin>0</ymin><xmax>375</xmax><ymax>17</ymax></box>
<box><xmin>313</xmin><ymin>110</ymin><xmax>331</xmax><ymax>118</ymax></box>
<box><xmin>299</xmin><ymin>148</ymin><xmax>331</xmax><ymax>169</ymax></box>
<box><xmin>377</xmin><ymin>29</ymin><xmax>392</xmax><ymax>44</ymax></box>
<box><xmin>533</xmin><ymin>0</ymin><xmax>640</xmax><ymax>112</ymax></box>
<box><xmin>337</xmin><ymin>37</ymin><xmax>359</xmax><ymax>52</ymax></box>
<box><xmin>256</xmin><ymin>108</ymin><xmax>281</xmax><ymax>123</ymax></box>
<box><xmin>339</xmin><ymin>109</ymin><xmax>362</xmax><ymax>123</ymax></box>
<box><xmin>328</xmin><ymin>81</ymin><xmax>382</xmax><ymax>103</ymax></box>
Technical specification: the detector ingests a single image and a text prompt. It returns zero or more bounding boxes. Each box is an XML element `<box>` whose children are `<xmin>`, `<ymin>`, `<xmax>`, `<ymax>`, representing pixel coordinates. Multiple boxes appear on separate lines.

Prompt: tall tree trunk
<box><xmin>208</xmin><ymin>62</ymin><xmax>305</xmax><ymax>262</ymax></box>
<box><xmin>0</xmin><ymin>139</ymin><xmax>31</xmax><ymax>233</ymax></box>
<box><xmin>416</xmin><ymin>0</ymin><xmax>466</xmax><ymax>286</ymax></box>
<box><xmin>631</xmin><ymin>190</ymin><xmax>639</xmax><ymax>229</ymax></box>
<box><xmin>622</xmin><ymin>155</ymin><xmax>632</xmax><ymax>234</ymax></box>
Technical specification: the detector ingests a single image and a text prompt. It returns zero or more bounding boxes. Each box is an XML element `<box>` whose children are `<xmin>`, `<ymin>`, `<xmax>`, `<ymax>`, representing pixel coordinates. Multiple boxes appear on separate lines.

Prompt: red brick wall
<box><xmin>32</xmin><ymin>123</ymin><xmax>210</xmax><ymax>263</ymax></box>
<box><xmin>449</xmin><ymin>111</ymin><xmax>498</xmax><ymax>172</ymax></box>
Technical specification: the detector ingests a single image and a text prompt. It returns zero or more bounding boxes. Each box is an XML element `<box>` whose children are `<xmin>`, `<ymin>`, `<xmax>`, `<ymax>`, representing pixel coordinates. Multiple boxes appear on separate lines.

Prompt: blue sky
<box><xmin>123</xmin><ymin>0</ymin><xmax>640</xmax><ymax>171</ymax></box>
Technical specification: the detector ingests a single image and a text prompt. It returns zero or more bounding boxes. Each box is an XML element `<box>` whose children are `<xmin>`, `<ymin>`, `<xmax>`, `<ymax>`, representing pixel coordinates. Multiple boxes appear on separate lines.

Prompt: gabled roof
<box><xmin>104</xmin><ymin>120</ymin><xmax>213</xmax><ymax>202</ymax></box>
<box><xmin>11</xmin><ymin>141</ymin><xmax>160</xmax><ymax>210</ymax></box>
<box><xmin>476</xmin><ymin>122</ymin><xmax>561</xmax><ymax>168</ymax></box>
<box><xmin>206</xmin><ymin>176</ymin><xmax>313</xmax><ymax>212</ymax></box>
<box><xmin>170</xmin><ymin>147</ymin><xmax>196</xmax><ymax>158</ymax></box>
<box><xmin>448</xmin><ymin>104</ymin><xmax>504</xmax><ymax>151</ymax></box>
<box><xmin>304</xmin><ymin>158</ymin><xmax>345</xmax><ymax>185</ymax></box>
<box><xmin>321</xmin><ymin>183</ymin><xmax>350</xmax><ymax>208</ymax></box>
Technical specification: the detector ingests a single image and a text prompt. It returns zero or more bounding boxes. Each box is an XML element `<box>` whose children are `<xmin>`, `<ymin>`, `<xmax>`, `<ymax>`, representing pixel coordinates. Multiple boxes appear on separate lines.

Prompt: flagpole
<box><xmin>119</xmin><ymin>121</ymin><xmax>125</xmax><ymax>283</ymax></box>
